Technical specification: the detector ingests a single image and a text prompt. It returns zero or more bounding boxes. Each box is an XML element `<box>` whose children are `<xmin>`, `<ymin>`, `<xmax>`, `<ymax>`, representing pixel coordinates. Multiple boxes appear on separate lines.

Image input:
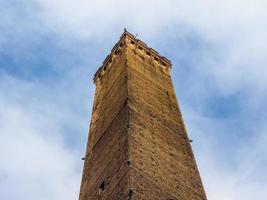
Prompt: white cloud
<box><xmin>33</xmin><ymin>0</ymin><xmax>267</xmax><ymax>92</ymax></box>
<box><xmin>0</xmin><ymin>71</ymin><xmax>89</xmax><ymax>200</ymax></box>
<box><xmin>0</xmin><ymin>103</ymin><xmax>78</xmax><ymax>200</ymax></box>
<box><xmin>184</xmin><ymin>106</ymin><xmax>267</xmax><ymax>200</ymax></box>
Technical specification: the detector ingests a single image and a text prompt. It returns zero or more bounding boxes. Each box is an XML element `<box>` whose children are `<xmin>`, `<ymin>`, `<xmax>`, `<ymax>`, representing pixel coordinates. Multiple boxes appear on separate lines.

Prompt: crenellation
<box><xmin>94</xmin><ymin>31</ymin><xmax>171</xmax><ymax>84</ymax></box>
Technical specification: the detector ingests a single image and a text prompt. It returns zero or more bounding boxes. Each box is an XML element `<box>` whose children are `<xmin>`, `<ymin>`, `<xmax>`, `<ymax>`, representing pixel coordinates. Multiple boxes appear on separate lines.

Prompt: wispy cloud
<box><xmin>0</xmin><ymin>69</ymin><xmax>90</xmax><ymax>199</ymax></box>
<box><xmin>0</xmin><ymin>0</ymin><xmax>266</xmax><ymax>199</ymax></box>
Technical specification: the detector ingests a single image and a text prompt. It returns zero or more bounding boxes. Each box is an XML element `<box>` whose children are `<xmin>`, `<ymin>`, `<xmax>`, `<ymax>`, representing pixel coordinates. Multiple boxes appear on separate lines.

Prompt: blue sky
<box><xmin>0</xmin><ymin>0</ymin><xmax>267</xmax><ymax>199</ymax></box>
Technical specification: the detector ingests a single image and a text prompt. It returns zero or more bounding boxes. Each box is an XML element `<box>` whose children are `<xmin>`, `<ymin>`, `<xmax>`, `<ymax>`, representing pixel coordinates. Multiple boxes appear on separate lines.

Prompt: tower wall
<box><xmin>79</xmin><ymin>44</ymin><xmax>130</xmax><ymax>199</ymax></box>
<box><xmin>126</xmin><ymin>38</ymin><xmax>206</xmax><ymax>199</ymax></box>
<box><xmin>79</xmin><ymin>32</ymin><xmax>207</xmax><ymax>200</ymax></box>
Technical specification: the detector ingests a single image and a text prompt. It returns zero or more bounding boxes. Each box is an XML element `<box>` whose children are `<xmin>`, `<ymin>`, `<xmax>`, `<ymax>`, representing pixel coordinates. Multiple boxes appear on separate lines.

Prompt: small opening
<box><xmin>130</xmin><ymin>41</ymin><xmax>135</xmax><ymax>45</ymax></box>
<box><xmin>119</xmin><ymin>42</ymin><xmax>123</xmax><ymax>47</ymax></box>
<box><xmin>100</xmin><ymin>182</ymin><xmax>105</xmax><ymax>190</ymax></box>
<box><xmin>154</xmin><ymin>57</ymin><xmax>158</xmax><ymax>61</ymax></box>
<box><xmin>103</xmin><ymin>66</ymin><xmax>107</xmax><ymax>71</ymax></box>
<box><xmin>138</xmin><ymin>46</ymin><xmax>143</xmax><ymax>50</ymax></box>
<box><xmin>146</xmin><ymin>52</ymin><xmax>150</xmax><ymax>56</ymax></box>
<box><xmin>166</xmin><ymin>91</ymin><xmax>169</xmax><ymax>97</ymax></box>
<box><xmin>98</xmin><ymin>181</ymin><xmax>105</xmax><ymax>196</ymax></box>
<box><xmin>127</xmin><ymin>160</ymin><xmax>131</xmax><ymax>166</ymax></box>
<box><xmin>128</xmin><ymin>189</ymin><xmax>133</xmax><ymax>199</ymax></box>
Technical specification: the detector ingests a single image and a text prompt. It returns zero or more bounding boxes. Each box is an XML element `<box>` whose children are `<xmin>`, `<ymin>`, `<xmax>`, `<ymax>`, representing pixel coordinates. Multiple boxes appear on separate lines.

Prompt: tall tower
<box><xmin>79</xmin><ymin>31</ymin><xmax>207</xmax><ymax>200</ymax></box>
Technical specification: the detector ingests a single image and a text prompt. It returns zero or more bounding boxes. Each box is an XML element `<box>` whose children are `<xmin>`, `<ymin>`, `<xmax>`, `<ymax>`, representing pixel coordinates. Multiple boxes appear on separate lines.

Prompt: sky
<box><xmin>0</xmin><ymin>0</ymin><xmax>267</xmax><ymax>199</ymax></box>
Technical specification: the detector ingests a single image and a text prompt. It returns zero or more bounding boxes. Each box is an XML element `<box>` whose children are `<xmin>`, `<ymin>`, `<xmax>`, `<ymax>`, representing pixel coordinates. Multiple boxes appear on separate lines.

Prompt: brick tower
<box><xmin>79</xmin><ymin>31</ymin><xmax>207</xmax><ymax>200</ymax></box>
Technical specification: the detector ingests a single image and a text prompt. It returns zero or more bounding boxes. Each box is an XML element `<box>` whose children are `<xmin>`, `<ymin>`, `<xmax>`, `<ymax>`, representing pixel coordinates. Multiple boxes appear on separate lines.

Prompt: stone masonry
<box><xmin>79</xmin><ymin>31</ymin><xmax>207</xmax><ymax>200</ymax></box>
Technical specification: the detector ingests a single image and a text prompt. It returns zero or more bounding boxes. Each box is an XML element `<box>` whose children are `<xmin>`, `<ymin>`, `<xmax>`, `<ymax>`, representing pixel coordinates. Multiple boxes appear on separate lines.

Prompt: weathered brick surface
<box><xmin>79</xmin><ymin>32</ymin><xmax>207</xmax><ymax>200</ymax></box>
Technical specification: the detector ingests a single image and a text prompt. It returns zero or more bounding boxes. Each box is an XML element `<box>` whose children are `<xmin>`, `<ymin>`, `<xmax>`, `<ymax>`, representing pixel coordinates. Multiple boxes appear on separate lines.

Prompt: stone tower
<box><xmin>79</xmin><ymin>31</ymin><xmax>207</xmax><ymax>200</ymax></box>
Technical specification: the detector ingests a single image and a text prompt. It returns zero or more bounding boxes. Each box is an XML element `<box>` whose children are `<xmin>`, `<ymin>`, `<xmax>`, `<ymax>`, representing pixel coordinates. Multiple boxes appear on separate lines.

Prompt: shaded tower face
<box><xmin>79</xmin><ymin>31</ymin><xmax>207</xmax><ymax>200</ymax></box>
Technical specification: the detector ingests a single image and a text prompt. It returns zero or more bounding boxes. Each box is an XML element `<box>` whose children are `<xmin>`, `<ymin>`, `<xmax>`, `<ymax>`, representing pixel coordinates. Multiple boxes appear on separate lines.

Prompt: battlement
<box><xmin>93</xmin><ymin>30</ymin><xmax>172</xmax><ymax>83</ymax></box>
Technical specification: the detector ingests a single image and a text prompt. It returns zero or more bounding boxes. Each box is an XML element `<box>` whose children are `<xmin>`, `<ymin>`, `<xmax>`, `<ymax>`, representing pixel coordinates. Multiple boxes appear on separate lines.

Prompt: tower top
<box><xmin>93</xmin><ymin>30</ymin><xmax>172</xmax><ymax>83</ymax></box>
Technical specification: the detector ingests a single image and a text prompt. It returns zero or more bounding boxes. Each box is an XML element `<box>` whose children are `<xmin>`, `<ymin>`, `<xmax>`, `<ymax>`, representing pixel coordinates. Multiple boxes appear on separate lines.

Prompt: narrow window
<box><xmin>166</xmin><ymin>91</ymin><xmax>169</xmax><ymax>97</ymax></box>
<box><xmin>127</xmin><ymin>160</ymin><xmax>131</xmax><ymax>166</ymax></box>
<box><xmin>98</xmin><ymin>181</ymin><xmax>105</xmax><ymax>196</ymax></box>
<box><xmin>129</xmin><ymin>189</ymin><xmax>133</xmax><ymax>199</ymax></box>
